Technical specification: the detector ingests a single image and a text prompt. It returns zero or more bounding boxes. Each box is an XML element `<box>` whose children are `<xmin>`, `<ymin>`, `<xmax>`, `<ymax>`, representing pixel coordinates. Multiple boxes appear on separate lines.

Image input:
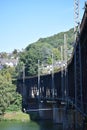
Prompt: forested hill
<box><xmin>26</xmin><ymin>28</ymin><xmax>74</xmax><ymax>50</ymax></box>
<box><xmin>18</xmin><ymin>28</ymin><xmax>74</xmax><ymax>76</ymax></box>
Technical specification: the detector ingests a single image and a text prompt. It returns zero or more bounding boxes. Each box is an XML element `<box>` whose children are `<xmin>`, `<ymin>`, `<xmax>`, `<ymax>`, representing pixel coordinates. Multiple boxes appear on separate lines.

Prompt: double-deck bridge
<box><xmin>17</xmin><ymin>2</ymin><xmax>87</xmax><ymax>129</ymax></box>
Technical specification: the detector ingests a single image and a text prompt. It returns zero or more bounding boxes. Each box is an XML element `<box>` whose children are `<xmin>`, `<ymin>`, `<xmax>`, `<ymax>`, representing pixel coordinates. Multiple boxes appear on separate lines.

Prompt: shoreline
<box><xmin>2</xmin><ymin>111</ymin><xmax>30</xmax><ymax>122</ymax></box>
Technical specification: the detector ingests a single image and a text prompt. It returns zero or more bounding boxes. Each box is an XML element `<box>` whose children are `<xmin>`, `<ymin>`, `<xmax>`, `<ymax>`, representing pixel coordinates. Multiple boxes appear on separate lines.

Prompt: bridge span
<box><xmin>17</xmin><ymin>2</ymin><xmax>87</xmax><ymax>129</ymax></box>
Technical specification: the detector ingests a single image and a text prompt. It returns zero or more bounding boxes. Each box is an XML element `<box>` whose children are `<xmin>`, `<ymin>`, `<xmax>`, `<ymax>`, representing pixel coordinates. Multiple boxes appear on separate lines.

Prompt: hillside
<box><xmin>18</xmin><ymin>28</ymin><xmax>74</xmax><ymax>76</ymax></box>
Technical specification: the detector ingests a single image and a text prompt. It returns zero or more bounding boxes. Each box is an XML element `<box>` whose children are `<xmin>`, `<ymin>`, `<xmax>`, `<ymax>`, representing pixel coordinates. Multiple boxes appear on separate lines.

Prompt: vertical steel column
<box><xmin>22</xmin><ymin>64</ymin><xmax>26</xmax><ymax>110</ymax></box>
<box><xmin>38</xmin><ymin>60</ymin><xmax>40</xmax><ymax>99</ymax></box>
<box><xmin>64</xmin><ymin>34</ymin><xmax>68</xmax><ymax>100</ymax></box>
<box><xmin>63</xmin><ymin>107</ymin><xmax>69</xmax><ymax>130</ymax></box>
<box><xmin>61</xmin><ymin>46</ymin><xmax>64</xmax><ymax>100</ymax></box>
<box><xmin>52</xmin><ymin>53</ymin><xmax>55</xmax><ymax>98</ymax></box>
<box><xmin>23</xmin><ymin>64</ymin><xmax>25</xmax><ymax>84</ymax></box>
<box><xmin>63</xmin><ymin>34</ymin><xmax>69</xmax><ymax>130</ymax></box>
<box><xmin>74</xmin><ymin>39</ymin><xmax>83</xmax><ymax>127</ymax></box>
<box><xmin>74</xmin><ymin>0</ymin><xmax>83</xmax><ymax>128</ymax></box>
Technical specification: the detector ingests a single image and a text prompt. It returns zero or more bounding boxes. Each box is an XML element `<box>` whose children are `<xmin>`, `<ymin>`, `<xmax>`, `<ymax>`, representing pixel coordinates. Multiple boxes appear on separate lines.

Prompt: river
<box><xmin>0</xmin><ymin>120</ymin><xmax>63</xmax><ymax>130</ymax></box>
<box><xmin>0</xmin><ymin>120</ymin><xmax>86</xmax><ymax>130</ymax></box>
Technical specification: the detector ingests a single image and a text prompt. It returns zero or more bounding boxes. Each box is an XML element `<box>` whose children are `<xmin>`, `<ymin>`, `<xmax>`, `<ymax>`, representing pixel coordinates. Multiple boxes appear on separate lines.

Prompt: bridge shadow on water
<box><xmin>33</xmin><ymin>120</ymin><xmax>63</xmax><ymax>130</ymax></box>
<box><xmin>31</xmin><ymin>120</ymin><xmax>84</xmax><ymax>130</ymax></box>
<box><xmin>36</xmin><ymin>121</ymin><xmax>86</xmax><ymax>130</ymax></box>
<box><xmin>29</xmin><ymin>113</ymin><xmax>86</xmax><ymax>130</ymax></box>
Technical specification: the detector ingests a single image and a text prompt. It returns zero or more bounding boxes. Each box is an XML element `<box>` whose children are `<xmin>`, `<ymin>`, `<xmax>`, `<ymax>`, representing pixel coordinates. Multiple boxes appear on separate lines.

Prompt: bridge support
<box><xmin>39</xmin><ymin>102</ymin><xmax>53</xmax><ymax>120</ymax></box>
<box><xmin>53</xmin><ymin>105</ymin><xmax>64</xmax><ymax>123</ymax></box>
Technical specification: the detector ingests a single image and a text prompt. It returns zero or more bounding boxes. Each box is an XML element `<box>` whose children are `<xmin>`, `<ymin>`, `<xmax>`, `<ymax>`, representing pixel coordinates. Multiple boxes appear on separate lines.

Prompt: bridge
<box><xmin>17</xmin><ymin>2</ymin><xmax>87</xmax><ymax>130</ymax></box>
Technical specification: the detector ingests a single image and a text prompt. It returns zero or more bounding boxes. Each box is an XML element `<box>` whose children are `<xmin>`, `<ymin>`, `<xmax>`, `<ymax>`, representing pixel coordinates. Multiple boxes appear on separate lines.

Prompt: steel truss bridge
<box><xmin>17</xmin><ymin>2</ymin><xmax>87</xmax><ymax>129</ymax></box>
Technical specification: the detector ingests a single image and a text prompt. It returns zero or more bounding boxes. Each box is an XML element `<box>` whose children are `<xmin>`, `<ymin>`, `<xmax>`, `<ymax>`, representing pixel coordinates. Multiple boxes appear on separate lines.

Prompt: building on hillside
<box><xmin>0</xmin><ymin>58</ymin><xmax>18</xmax><ymax>68</ymax></box>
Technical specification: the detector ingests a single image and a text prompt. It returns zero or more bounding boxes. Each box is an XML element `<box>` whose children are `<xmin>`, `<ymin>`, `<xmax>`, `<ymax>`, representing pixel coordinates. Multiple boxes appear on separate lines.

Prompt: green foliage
<box><xmin>12</xmin><ymin>49</ymin><xmax>18</xmax><ymax>55</ymax></box>
<box><xmin>0</xmin><ymin>67</ymin><xmax>22</xmax><ymax>116</ymax></box>
<box><xmin>18</xmin><ymin>28</ymin><xmax>74</xmax><ymax>76</ymax></box>
<box><xmin>0</xmin><ymin>74</ymin><xmax>14</xmax><ymax>115</ymax></box>
<box><xmin>6</xmin><ymin>93</ymin><xmax>22</xmax><ymax>111</ymax></box>
<box><xmin>12</xmin><ymin>49</ymin><xmax>20</xmax><ymax>59</ymax></box>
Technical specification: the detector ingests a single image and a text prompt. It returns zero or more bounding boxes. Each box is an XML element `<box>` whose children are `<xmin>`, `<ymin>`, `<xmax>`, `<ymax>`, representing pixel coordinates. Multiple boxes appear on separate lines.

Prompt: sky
<box><xmin>0</xmin><ymin>0</ymin><xmax>86</xmax><ymax>52</ymax></box>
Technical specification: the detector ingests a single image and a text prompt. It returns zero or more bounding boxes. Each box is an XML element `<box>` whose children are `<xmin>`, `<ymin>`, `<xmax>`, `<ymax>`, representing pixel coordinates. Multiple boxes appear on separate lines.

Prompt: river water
<box><xmin>0</xmin><ymin>120</ymin><xmax>86</xmax><ymax>130</ymax></box>
<box><xmin>0</xmin><ymin>121</ymin><xmax>63</xmax><ymax>130</ymax></box>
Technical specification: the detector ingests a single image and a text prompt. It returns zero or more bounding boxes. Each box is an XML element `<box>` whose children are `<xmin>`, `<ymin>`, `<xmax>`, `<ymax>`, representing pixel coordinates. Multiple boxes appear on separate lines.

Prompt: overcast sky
<box><xmin>0</xmin><ymin>0</ymin><xmax>86</xmax><ymax>52</ymax></box>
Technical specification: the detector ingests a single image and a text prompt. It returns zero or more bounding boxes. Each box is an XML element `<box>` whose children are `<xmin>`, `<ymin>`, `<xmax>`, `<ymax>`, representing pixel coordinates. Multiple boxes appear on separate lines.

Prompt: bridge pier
<box><xmin>39</xmin><ymin>102</ymin><xmax>75</xmax><ymax>125</ymax></box>
<box><xmin>53</xmin><ymin>104</ymin><xmax>76</xmax><ymax>129</ymax></box>
<box><xmin>39</xmin><ymin>102</ymin><xmax>53</xmax><ymax>120</ymax></box>
<box><xmin>53</xmin><ymin>105</ymin><xmax>64</xmax><ymax>123</ymax></box>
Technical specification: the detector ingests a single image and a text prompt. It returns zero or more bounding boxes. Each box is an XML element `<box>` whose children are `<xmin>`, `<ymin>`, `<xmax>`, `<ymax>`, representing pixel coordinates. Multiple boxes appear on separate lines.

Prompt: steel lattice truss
<box><xmin>74</xmin><ymin>0</ymin><xmax>80</xmax><ymax>34</ymax></box>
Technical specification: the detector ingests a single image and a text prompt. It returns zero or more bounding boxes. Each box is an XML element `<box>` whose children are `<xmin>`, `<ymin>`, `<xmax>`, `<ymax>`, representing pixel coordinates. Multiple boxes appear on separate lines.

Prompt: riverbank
<box><xmin>2</xmin><ymin>111</ymin><xmax>30</xmax><ymax>122</ymax></box>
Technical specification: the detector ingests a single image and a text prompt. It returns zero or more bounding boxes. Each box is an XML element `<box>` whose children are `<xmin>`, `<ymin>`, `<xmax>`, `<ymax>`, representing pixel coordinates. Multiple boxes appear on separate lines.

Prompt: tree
<box><xmin>12</xmin><ymin>49</ymin><xmax>18</xmax><ymax>55</ymax></box>
<box><xmin>0</xmin><ymin>67</ymin><xmax>22</xmax><ymax>116</ymax></box>
<box><xmin>0</xmin><ymin>74</ymin><xmax>14</xmax><ymax>115</ymax></box>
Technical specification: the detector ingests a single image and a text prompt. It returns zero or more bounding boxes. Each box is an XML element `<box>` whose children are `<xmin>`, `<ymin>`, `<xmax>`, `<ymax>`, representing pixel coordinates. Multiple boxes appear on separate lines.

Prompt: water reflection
<box><xmin>38</xmin><ymin>120</ymin><xmax>86</xmax><ymax>130</ymax></box>
<box><xmin>37</xmin><ymin>121</ymin><xmax>62</xmax><ymax>130</ymax></box>
<box><xmin>0</xmin><ymin>121</ymin><xmax>39</xmax><ymax>130</ymax></box>
<box><xmin>0</xmin><ymin>120</ymin><xmax>63</xmax><ymax>130</ymax></box>
<box><xmin>0</xmin><ymin>120</ymin><xmax>86</xmax><ymax>130</ymax></box>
